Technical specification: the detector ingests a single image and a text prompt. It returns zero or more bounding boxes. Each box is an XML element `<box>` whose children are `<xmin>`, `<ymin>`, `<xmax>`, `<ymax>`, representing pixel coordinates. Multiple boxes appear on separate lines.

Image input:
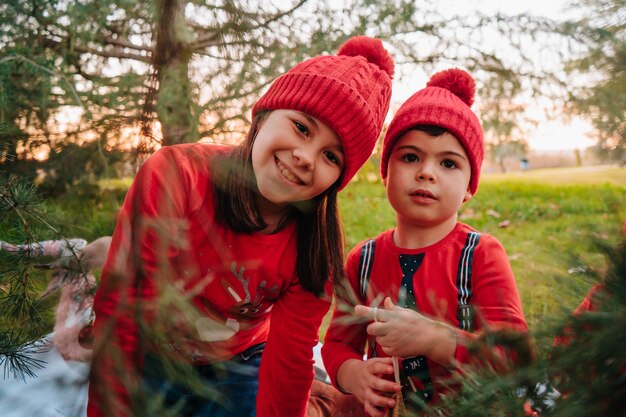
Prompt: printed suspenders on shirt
<box><xmin>359</xmin><ymin>239</ymin><xmax>378</xmax><ymax>358</ymax></box>
<box><xmin>456</xmin><ymin>231</ymin><xmax>481</xmax><ymax>331</ymax></box>
<box><xmin>357</xmin><ymin>231</ymin><xmax>481</xmax><ymax>408</ymax></box>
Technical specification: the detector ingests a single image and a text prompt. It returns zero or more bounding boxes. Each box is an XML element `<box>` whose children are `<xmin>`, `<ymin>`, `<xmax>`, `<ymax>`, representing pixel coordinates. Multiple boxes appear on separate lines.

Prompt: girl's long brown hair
<box><xmin>213</xmin><ymin>111</ymin><xmax>345</xmax><ymax>297</ymax></box>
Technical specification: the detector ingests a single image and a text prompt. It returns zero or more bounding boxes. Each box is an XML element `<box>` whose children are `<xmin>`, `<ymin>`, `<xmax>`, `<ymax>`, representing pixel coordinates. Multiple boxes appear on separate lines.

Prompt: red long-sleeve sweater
<box><xmin>322</xmin><ymin>224</ymin><xmax>527</xmax><ymax>409</ymax></box>
<box><xmin>87</xmin><ymin>143</ymin><xmax>331</xmax><ymax>417</ymax></box>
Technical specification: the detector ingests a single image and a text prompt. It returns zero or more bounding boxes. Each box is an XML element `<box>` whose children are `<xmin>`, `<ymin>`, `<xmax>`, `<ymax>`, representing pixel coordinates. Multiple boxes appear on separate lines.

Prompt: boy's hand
<box><xmin>336</xmin><ymin>357</ymin><xmax>401</xmax><ymax>417</ymax></box>
<box><xmin>355</xmin><ymin>297</ymin><xmax>457</xmax><ymax>366</ymax></box>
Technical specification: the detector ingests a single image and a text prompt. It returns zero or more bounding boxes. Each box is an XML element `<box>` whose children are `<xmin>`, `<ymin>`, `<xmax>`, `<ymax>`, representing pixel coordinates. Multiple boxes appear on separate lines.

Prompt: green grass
<box><xmin>338</xmin><ymin>164</ymin><xmax>626</xmax><ymax>337</ymax></box>
<box><xmin>483</xmin><ymin>164</ymin><xmax>626</xmax><ymax>186</ymax></box>
<box><xmin>41</xmin><ymin>178</ymin><xmax>130</xmax><ymax>241</ymax></box>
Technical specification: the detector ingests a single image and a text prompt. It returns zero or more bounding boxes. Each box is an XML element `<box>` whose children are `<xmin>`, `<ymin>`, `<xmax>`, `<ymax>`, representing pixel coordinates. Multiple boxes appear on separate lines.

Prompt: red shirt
<box><xmin>322</xmin><ymin>223</ymin><xmax>527</xmax><ymax>410</ymax></box>
<box><xmin>88</xmin><ymin>143</ymin><xmax>331</xmax><ymax>417</ymax></box>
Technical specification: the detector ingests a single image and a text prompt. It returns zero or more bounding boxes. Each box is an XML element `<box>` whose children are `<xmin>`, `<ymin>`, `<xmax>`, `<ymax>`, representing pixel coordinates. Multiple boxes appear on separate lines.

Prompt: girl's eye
<box><xmin>442</xmin><ymin>159</ymin><xmax>458</xmax><ymax>169</ymax></box>
<box><xmin>294</xmin><ymin>121</ymin><xmax>309</xmax><ymax>136</ymax></box>
<box><xmin>401</xmin><ymin>153</ymin><xmax>419</xmax><ymax>163</ymax></box>
<box><xmin>324</xmin><ymin>150</ymin><xmax>342</xmax><ymax>166</ymax></box>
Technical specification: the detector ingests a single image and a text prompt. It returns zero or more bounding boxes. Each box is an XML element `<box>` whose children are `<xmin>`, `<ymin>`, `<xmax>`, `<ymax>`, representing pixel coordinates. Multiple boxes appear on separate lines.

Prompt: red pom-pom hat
<box><xmin>380</xmin><ymin>68</ymin><xmax>484</xmax><ymax>195</ymax></box>
<box><xmin>253</xmin><ymin>36</ymin><xmax>394</xmax><ymax>191</ymax></box>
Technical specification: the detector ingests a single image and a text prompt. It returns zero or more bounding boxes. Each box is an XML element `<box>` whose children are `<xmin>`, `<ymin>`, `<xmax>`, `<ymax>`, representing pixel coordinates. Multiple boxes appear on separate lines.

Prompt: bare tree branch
<box><xmin>73</xmin><ymin>45</ymin><xmax>152</xmax><ymax>64</ymax></box>
<box><xmin>99</xmin><ymin>34</ymin><xmax>153</xmax><ymax>53</ymax></box>
<box><xmin>191</xmin><ymin>0</ymin><xmax>306</xmax><ymax>49</ymax></box>
<box><xmin>192</xmin><ymin>37</ymin><xmax>269</xmax><ymax>51</ymax></box>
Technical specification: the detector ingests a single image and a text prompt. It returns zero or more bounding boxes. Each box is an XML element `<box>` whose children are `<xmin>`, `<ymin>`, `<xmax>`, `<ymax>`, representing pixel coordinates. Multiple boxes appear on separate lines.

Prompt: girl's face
<box><xmin>251</xmin><ymin>110</ymin><xmax>344</xmax><ymax>207</ymax></box>
<box><xmin>385</xmin><ymin>129</ymin><xmax>472</xmax><ymax>230</ymax></box>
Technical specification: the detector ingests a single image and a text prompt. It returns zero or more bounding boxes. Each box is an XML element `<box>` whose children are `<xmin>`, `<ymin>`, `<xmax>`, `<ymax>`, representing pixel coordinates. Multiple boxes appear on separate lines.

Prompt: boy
<box><xmin>322</xmin><ymin>69</ymin><xmax>528</xmax><ymax>417</ymax></box>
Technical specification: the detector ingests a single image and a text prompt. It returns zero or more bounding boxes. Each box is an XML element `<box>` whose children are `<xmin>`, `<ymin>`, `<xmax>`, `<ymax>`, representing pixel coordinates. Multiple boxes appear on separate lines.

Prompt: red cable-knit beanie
<box><xmin>380</xmin><ymin>68</ymin><xmax>484</xmax><ymax>195</ymax></box>
<box><xmin>252</xmin><ymin>36</ymin><xmax>394</xmax><ymax>190</ymax></box>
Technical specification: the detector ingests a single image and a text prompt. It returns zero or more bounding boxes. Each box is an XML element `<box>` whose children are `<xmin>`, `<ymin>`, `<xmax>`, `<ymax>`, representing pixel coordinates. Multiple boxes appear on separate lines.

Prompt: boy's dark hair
<box><xmin>213</xmin><ymin>110</ymin><xmax>345</xmax><ymax>297</ymax></box>
<box><xmin>413</xmin><ymin>124</ymin><xmax>448</xmax><ymax>137</ymax></box>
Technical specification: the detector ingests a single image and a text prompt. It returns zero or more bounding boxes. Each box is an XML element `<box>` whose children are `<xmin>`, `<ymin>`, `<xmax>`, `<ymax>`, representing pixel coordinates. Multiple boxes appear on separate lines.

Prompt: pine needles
<box><xmin>0</xmin><ymin>177</ymin><xmax>58</xmax><ymax>380</ymax></box>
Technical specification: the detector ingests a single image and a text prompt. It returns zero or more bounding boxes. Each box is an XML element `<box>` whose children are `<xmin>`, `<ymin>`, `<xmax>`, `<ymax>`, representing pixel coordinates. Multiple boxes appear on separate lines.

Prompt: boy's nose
<box><xmin>417</xmin><ymin>164</ymin><xmax>435</xmax><ymax>182</ymax></box>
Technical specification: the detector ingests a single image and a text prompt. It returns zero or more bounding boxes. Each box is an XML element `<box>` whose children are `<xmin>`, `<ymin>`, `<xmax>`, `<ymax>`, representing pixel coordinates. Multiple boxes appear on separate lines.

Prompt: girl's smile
<box><xmin>275</xmin><ymin>156</ymin><xmax>305</xmax><ymax>185</ymax></box>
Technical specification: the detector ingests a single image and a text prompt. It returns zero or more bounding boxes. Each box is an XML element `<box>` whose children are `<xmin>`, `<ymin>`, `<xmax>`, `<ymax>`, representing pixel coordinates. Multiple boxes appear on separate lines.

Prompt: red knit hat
<box><xmin>380</xmin><ymin>68</ymin><xmax>484</xmax><ymax>195</ymax></box>
<box><xmin>252</xmin><ymin>36</ymin><xmax>394</xmax><ymax>190</ymax></box>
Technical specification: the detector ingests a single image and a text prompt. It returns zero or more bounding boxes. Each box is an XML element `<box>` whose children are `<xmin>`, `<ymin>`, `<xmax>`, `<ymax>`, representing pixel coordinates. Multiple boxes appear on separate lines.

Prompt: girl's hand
<box><xmin>336</xmin><ymin>357</ymin><xmax>401</xmax><ymax>417</ymax></box>
<box><xmin>355</xmin><ymin>297</ymin><xmax>457</xmax><ymax>366</ymax></box>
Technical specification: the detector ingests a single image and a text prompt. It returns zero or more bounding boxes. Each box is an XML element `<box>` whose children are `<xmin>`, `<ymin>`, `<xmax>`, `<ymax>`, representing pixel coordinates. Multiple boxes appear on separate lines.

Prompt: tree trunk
<box><xmin>154</xmin><ymin>0</ymin><xmax>197</xmax><ymax>146</ymax></box>
<box><xmin>498</xmin><ymin>157</ymin><xmax>507</xmax><ymax>173</ymax></box>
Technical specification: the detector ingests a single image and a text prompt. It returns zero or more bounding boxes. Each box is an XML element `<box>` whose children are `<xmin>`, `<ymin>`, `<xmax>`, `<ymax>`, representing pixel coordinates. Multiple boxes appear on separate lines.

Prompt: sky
<box><xmin>391</xmin><ymin>0</ymin><xmax>596</xmax><ymax>152</ymax></box>
<box><xmin>481</xmin><ymin>0</ymin><xmax>596</xmax><ymax>151</ymax></box>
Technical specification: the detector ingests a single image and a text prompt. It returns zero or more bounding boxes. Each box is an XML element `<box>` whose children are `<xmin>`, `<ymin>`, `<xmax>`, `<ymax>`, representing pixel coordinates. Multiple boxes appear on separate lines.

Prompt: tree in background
<box><xmin>481</xmin><ymin>83</ymin><xmax>531</xmax><ymax>172</ymax></box>
<box><xmin>561</xmin><ymin>0</ymin><xmax>626</xmax><ymax>163</ymax></box>
<box><xmin>1</xmin><ymin>0</ymin><xmax>587</xmax><ymax>188</ymax></box>
<box><xmin>0</xmin><ymin>1</ymin><xmax>338</xmax><ymax>150</ymax></box>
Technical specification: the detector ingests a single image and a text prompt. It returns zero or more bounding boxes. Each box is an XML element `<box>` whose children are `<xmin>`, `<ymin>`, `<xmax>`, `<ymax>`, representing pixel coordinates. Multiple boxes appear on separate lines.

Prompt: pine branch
<box><xmin>0</xmin><ymin>331</ymin><xmax>49</xmax><ymax>382</ymax></box>
<box><xmin>0</xmin><ymin>55</ymin><xmax>85</xmax><ymax>110</ymax></box>
<box><xmin>422</xmin><ymin>235</ymin><xmax>626</xmax><ymax>417</ymax></box>
<box><xmin>0</xmin><ymin>178</ymin><xmax>60</xmax><ymax>379</ymax></box>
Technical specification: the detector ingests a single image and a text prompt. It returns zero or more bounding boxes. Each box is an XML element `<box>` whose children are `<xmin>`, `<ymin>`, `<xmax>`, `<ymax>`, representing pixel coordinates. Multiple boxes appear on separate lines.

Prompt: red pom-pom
<box><xmin>338</xmin><ymin>36</ymin><xmax>394</xmax><ymax>77</ymax></box>
<box><xmin>427</xmin><ymin>68</ymin><xmax>475</xmax><ymax>106</ymax></box>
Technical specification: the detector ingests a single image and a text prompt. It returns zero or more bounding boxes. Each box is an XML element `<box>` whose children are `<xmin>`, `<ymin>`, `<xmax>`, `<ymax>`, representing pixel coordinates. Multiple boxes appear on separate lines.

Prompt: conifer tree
<box><xmin>418</xmin><ymin>234</ymin><xmax>626</xmax><ymax>417</ymax></box>
<box><xmin>0</xmin><ymin>178</ymin><xmax>59</xmax><ymax>379</ymax></box>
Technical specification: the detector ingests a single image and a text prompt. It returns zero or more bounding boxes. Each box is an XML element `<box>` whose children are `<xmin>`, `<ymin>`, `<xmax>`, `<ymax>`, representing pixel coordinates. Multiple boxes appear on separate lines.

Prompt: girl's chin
<box><xmin>256</xmin><ymin>191</ymin><xmax>291</xmax><ymax>209</ymax></box>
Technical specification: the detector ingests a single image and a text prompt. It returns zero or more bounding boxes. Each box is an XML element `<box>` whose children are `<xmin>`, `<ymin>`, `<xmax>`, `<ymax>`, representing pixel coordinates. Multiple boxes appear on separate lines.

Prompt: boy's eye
<box><xmin>401</xmin><ymin>154</ymin><xmax>419</xmax><ymax>163</ymax></box>
<box><xmin>442</xmin><ymin>159</ymin><xmax>458</xmax><ymax>169</ymax></box>
<box><xmin>294</xmin><ymin>121</ymin><xmax>309</xmax><ymax>136</ymax></box>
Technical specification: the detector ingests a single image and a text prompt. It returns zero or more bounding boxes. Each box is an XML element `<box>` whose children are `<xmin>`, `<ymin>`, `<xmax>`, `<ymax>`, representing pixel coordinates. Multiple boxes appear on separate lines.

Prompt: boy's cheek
<box><xmin>463</xmin><ymin>189</ymin><xmax>473</xmax><ymax>202</ymax></box>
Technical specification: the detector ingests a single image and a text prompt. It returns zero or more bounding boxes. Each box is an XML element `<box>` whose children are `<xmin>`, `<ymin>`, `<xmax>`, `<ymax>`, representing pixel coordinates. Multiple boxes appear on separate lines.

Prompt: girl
<box><xmin>87</xmin><ymin>36</ymin><xmax>394</xmax><ymax>417</ymax></box>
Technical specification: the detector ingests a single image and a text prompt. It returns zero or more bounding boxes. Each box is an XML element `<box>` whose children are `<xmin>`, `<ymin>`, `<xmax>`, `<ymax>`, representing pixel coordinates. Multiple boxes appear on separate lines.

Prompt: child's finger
<box><xmin>372</xmin><ymin>377</ymin><xmax>402</xmax><ymax>394</ymax></box>
<box><xmin>366</xmin><ymin>322</ymin><xmax>390</xmax><ymax>338</ymax></box>
<box><xmin>364</xmin><ymin>402</ymin><xmax>389</xmax><ymax>417</ymax></box>
<box><xmin>365</xmin><ymin>391</ymin><xmax>397</xmax><ymax>417</ymax></box>
<box><xmin>355</xmin><ymin>304</ymin><xmax>389</xmax><ymax>322</ymax></box>
<box><xmin>383</xmin><ymin>296</ymin><xmax>396</xmax><ymax>310</ymax></box>
<box><xmin>355</xmin><ymin>304</ymin><xmax>378</xmax><ymax>321</ymax></box>
<box><xmin>366</xmin><ymin>357</ymin><xmax>395</xmax><ymax>376</ymax></box>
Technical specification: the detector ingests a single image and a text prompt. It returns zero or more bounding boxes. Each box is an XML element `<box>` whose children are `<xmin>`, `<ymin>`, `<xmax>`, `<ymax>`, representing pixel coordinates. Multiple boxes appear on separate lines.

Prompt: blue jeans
<box><xmin>141</xmin><ymin>344</ymin><xmax>263</xmax><ymax>417</ymax></box>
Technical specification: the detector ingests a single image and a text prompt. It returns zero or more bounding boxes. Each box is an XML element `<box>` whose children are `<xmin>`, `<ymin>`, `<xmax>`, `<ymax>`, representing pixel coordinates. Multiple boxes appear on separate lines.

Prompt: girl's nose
<box><xmin>292</xmin><ymin>147</ymin><xmax>314</xmax><ymax>170</ymax></box>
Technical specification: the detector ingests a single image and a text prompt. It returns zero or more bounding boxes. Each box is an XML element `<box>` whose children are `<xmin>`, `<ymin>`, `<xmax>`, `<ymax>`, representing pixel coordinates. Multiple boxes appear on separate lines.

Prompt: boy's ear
<box><xmin>463</xmin><ymin>189</ymin><xmax>473</xmax><ymax>203</ymax></box>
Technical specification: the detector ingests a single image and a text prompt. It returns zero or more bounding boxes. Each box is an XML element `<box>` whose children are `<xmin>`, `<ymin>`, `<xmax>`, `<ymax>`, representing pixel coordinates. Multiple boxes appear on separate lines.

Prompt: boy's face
<box><xmin>385</xmin><ymin>129</ymin><xmax>472</xmax><ymax>229</ymax></box>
